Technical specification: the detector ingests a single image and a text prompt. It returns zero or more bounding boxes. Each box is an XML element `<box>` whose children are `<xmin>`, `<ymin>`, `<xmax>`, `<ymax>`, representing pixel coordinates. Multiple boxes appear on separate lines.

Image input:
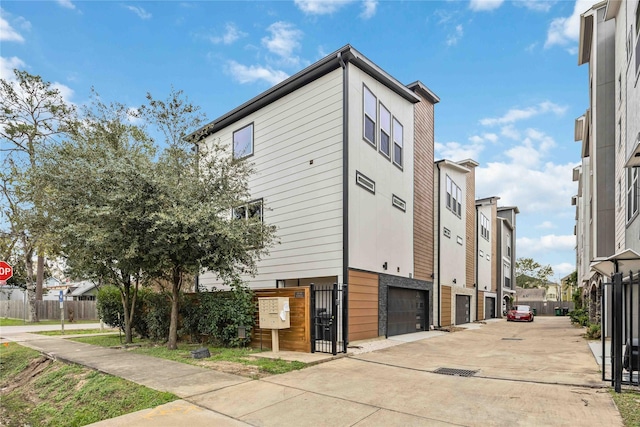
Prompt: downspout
<box><xmin>436</xmin><ymin>162</ymin><xmax>441</xmax><ymax>327</ymax></box>
<box><xmin>475</xmin><ymin>206</ymin><xmax>479</xmax><ymax>321</ymax></box>
<box><xmin>339</xmin><ymin>51</ymin><xmax>349</xmax><ymax>344</ymax></box>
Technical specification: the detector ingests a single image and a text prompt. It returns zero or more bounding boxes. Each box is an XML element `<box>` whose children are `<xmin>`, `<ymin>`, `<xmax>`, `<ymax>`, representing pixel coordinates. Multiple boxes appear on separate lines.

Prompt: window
<box><xmin>479</xmin><ymin>250</ymin><xmax>484</xmax><ymax>258</ymax></box>
<box><xmin>379</xmin><ymin>103</ymin><xmax>391</xmax><ymax>158</ymax></box>
<box><xmin>363</xmin><ymin>86</ymin><xmax>376</xmax><ymax>147</ymax></box>
<box><xmin>233</xmin><ymin>123</ymin><xmax>254</xmax><ymax>159</ymax></box>
<box><xmin>392</xmin><ymin>194</ymin><xmax>406</xmax><ymax>212</ymax></box>
<box><xmin>233</xmin><ymin>199</ymin><xmax>264</xmax><ymax>248</ymax></box>
<box><xmin>480</xmin><ymin>213</ymin><xmax>490</xmax><ymax>241</ymax></box>
<box><xmin>636</xmin><ymin>1</ymin><xmax>640</xmax><ymax>76</ymax></box>
<box><xmin>627</xmin><ymin>167</ymin><xmax>639</xmax><ymax>222</ymax></box>
<box><xmin>446</xmin><ymin>175</ymin><xmax>462</xmax><ymax>218</ymax></box>
<box><xmin>393</xmin><ymin>118</ymin><xmax>403</xmax><ymax>168</ymax></box>
<box><xmin>457</xmin><ymin>236</ymin><xmax>463</xmax><ymax>245</ymax></box>
<box><xmin>443</xmin><ymin>227</ymin><xmax>451</xmax><ymax>238</ymax></box>
<box><xmin>356</xmin><ymin>171</ymin><xmax>375</xmax><ymax>194</ymax></box>
<box><xmin>233</xmin><ymin>199</ymin><xmax>263</xmax><ymax>222</ymax></box>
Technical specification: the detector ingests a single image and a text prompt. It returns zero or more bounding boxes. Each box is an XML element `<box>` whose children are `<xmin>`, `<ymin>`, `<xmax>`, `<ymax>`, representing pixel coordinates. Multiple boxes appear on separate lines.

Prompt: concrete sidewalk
<box><xmin>1</xmin><ymin>318</ymin><xmax>623</xmax><ymax>427</ymax></box>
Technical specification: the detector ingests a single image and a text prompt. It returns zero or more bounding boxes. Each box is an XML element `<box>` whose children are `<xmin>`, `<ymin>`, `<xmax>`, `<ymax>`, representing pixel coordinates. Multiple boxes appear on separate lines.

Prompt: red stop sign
<box><xmin>0</xmin><ymin>261</ymin><xmax>13</xmax><ymax>281</ymax></box>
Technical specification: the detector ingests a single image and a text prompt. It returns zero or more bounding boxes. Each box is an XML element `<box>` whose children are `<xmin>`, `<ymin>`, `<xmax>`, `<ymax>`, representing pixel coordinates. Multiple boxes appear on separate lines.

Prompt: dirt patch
<box><xmin>194</xmin><ymin>359</ymin><xmax>269</xmax><ymax>378</ymax></box>
<box><xmin>1</xmin><ymin>355</ymin><xmax>52</xmax><ymax>394</ymax></box>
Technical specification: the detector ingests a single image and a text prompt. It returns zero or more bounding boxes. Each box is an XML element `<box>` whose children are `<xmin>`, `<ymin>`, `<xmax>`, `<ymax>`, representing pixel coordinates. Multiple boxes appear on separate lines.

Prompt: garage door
<box><xmin>387</xmin><ymin>288</ymin><xmax>427</xmax><ymax>336</ymax></box>
<box><xmin>455</xmin><ymin>295</ymin><xmax>470</xmax><ymax>325</ymax></box>
<box><xmin>485</xmin><ymin>297</ymin><xmax>496</xmax><ymax>319</ymax></box>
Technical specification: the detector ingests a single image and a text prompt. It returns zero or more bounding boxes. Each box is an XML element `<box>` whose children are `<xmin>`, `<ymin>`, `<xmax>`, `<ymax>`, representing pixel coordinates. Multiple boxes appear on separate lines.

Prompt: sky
<box><xmin>0</xmin><ymin>0</ymin><xmax>599</xmax><ymax>279</ymax></box>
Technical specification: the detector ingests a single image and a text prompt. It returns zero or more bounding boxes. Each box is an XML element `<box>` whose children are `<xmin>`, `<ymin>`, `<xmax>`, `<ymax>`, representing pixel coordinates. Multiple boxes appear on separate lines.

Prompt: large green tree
<box><xmin>515</xmin><ymin>257</ymin><xmax>554</xmax><ymax>289</ymax></box>
<box><xmin>142</xmin><ymin>90</ymin><xmax>276</xmax><ymax>349</ymax></box>
<box><xmin>39</xmin><ymin>93</ymin><xmax>158</xmax><ymax>343</ymax></box>
<box><xmin>0</xmin><ymin>70</ymin><xmax>75</xmax><ymax>320</ymax></box>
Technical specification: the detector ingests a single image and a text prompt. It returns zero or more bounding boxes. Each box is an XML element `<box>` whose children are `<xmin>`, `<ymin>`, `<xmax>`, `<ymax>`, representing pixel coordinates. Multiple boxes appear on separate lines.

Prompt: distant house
<box><xmin>66</xmin><ymin>281</ymin><xmax>98</xmax><ymax>301</ymax></box>
<box><xmin>515</xmin><ymin>286</ymin><xmax>545</xmax><ymax>303</ymax></box>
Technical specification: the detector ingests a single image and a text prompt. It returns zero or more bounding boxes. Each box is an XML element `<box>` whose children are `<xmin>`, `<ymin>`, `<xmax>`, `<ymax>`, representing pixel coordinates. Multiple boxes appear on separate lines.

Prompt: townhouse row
<box><xmin>573</xmin><ymin>0</ymin><xmax>640</xmax><ymax>318</ymax></box>
<box><xmin>188</xmin><ymin>45</ymin><xmax>518</xmax><ymax>344</ymax></box>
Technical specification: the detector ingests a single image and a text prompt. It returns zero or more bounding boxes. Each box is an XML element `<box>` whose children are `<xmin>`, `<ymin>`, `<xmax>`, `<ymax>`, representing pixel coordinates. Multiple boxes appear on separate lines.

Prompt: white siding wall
<box><xmin>439</xmin><ymin>165</ymin><xmax>468</xmax><ymax>288</ymax></box>
<box><xmin>200</xmin><ymin>70</ymin><xmax>345</xmax><ymax>289</ymax></box>
<box><xmin>477</xmin><ymin>204</ymin><xmax>492</xmax><ymax>291</ymax></box>
<box><xmin>347</xmin><ymin>66</ymin><xmax>415</xmax><ymax>277</ymax></box>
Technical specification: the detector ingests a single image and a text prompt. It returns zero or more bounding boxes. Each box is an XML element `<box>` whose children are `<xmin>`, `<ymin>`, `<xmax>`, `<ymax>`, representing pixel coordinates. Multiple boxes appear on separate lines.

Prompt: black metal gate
<box><xmin>603</xmin><ymin>272</ymin><xmax>640</xmax><ymax>392</ymax></box>
<box><xmin>310</xmin><ymin>283</ymin><xmax>348</xmax><ymax>355</ymax></box>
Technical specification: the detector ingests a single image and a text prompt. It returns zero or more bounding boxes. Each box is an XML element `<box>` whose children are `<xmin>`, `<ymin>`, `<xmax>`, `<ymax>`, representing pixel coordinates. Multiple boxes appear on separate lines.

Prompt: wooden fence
<box><xmin>517</xmin><ymin>301</ymin><xmax>574</xmax><ymax>316</ymax></box>
<box><xmin>0</xmin><ymin>300</ymin><xmax>98</xmax><ymax>321</ymax></box>
<box><xmin>251</xmin><ymin>287</ymin><xmax>311</xmax><ymax>353</ymax></box>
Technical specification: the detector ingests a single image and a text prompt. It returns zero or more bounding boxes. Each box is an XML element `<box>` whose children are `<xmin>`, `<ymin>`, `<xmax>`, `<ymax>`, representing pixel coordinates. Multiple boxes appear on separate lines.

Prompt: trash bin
<box><xmin>562</xmin><ymin>308</ymin><xmax>569</xmax><ymax>316</ymax></box>
<box><xmin>532</xmin><ymin>308</ymin><xmax>537</xmax><ymax>316</ymax></box>
<box><xmin>315</xmin><ymin>309</ymin><xmax>332</xmax><ymax>341</ymax></box>
<box><xmin>554</xmin><ymin>307</ymin><xmax>561</xmax><ymax>316</ymax></box>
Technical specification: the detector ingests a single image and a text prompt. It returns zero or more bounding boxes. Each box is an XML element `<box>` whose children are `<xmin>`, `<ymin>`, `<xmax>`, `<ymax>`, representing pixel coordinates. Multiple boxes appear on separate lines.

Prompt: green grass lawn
<box><xmin>611</xmin><ymin>389</ymin><xmax>640</xmax><ymax>427</ymax></box>
<box><xmin>35</xmin><ymin>328</ymin><xmax>118</xmax><ymax>336</ymax></box>
<box><xmin>0</xmin><ymin>342</ymin><xmax>177</xmax><ymax>427</ymax></box>
<box><xmin>0</xmin><ymin>318</ymin><xmax>98</xmax><ymax>327</ymax></box>
<box><xmin>73</xmin><ymin>335</ymin><xmax>306</xmax><ymax>376</ymax></box>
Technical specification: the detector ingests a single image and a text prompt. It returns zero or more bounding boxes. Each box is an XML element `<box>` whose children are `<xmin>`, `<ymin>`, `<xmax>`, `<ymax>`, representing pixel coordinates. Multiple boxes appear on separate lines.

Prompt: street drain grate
<box><xmin>501</xmin><ymin>338</ymin><xmax>523</xmax><ymax>341</ymax></box>
<box><xmin>433</xmin><ymin>367</ymin><xmax>478</xmax><ymax>377</ymax></box>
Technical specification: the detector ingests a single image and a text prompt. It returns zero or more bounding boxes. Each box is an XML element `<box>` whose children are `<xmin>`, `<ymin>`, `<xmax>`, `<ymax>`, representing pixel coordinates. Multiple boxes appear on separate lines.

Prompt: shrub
<box><xmin>96</xmin><ymin>286</ymin><xmax>124</xmax><ymax>330</ymax></box>
<box><xmin>569</xmin><ymin>308</ymin><xmax>589</xmax><ymax>327</ymax></box>
<box><xmin>196</xmin><ymin>280</ymin><xmax>256</xmax><ymax>347</ymax></box>
<box><xmin>586</xmin><ymin>323</ymin><xmax>601</xmax><ymax>340</ymax></box>
<box><xmin>140</xmin><ymin>292</ymin><xmax>171</xmax><ymax>341</ymax></box>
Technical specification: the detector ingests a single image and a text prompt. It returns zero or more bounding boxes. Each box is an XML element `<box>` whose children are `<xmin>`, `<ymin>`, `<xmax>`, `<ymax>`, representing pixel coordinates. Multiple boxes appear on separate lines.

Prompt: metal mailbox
<box><xmin>258</xmin><ymin>297</ymin><xmax>290</xmax><ymax>329</ymax></box>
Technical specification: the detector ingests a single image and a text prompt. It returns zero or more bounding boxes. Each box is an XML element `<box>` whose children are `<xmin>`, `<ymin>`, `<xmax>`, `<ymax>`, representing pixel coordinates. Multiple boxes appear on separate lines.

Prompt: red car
<box><xmin>507</xmin><ymin>305</ymin><xmax>534</xmax><ymax>322</ymax></box>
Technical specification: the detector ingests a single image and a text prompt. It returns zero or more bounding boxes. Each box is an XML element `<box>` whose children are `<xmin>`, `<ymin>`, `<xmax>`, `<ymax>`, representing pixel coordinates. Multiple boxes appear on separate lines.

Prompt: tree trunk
<box><xmin>167</xmin><ymin>269</ymin><xmax>182</xmax><ymax>350</ymax></box>
<box><xmin>24</xmin><ymin>247</ymin><xmax>38</xmax><ymax>322</ymax></box>
<box><xmin>36</xmin><ymin>254</ymin><xmax>44</xmax><ymax>301</ymax></box>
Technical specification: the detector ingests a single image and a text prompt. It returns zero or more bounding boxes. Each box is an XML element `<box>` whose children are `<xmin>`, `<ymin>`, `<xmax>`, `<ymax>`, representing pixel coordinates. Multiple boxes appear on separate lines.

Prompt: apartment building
<box><xmin>190</xmin><ymin>45</ymin><xmax>438</xmax><ymax>341</ymax></box>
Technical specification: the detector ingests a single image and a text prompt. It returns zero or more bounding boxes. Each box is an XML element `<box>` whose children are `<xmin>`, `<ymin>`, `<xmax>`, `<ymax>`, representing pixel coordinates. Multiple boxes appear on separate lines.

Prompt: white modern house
<box><xmin>476</xmin><ymin>196</ymin><xmax>500</xmax><ymax>319</ymax></box>
<box><xmin>496</xmin><ymin>206</ymin><xmax>518</xmax><ymax>315</ymax></box>
<box><xmin>190</xmin><ymin>45</ymin><xmax>439</xmax><ymax>341</ymax></box>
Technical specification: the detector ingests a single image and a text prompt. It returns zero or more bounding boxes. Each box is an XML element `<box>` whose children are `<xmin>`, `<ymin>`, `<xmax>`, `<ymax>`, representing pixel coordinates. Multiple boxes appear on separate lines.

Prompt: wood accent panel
<box><xmin>348</xmin><ymin>270</ymin><xmax>379</xmax><ymax>341</ymax></box>
<box><xmin>477</xmin><ymin>291</ymin><xmax>485</xmax><ymax>321</ymax></box>
<box><xmin>441</xmin><ymin>285</ymin><xmax>452</xmax><ymax>326</ymax></box>
<box><xmin>463</xmin><ymin>163</ymin><xmax>476</xmax><ymax>289</ymax></box>
<box><xmin>250</xmin><ymin>288</ymin><xmax>311</xmax><ymax>353</ymax></box>
<box><xmin>413</xmin><ymin>97</ymin><xmax>435</xmax><ymax>281</ymax></box>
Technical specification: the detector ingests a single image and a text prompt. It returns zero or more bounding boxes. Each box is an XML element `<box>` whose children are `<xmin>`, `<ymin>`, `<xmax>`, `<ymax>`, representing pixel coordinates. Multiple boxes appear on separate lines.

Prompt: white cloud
<box><xmin>56</xmin><ymin>0</ymin><xmax>76</xmax><ymax>10</ymax></box>
<box><xmin>262</xmin><ymin>22</ymin><xmax>303</xmax><ymax>67</ymax></box>
<box><xmin>225</xmin><ymin>60</ymin><xmax>289</xmax><ymax>86</ymax></box>
<box><xmin>553</xmin><ymin>262</ymin><xmax>575</xmax><ymax>277</ymax></box>
<box><xmin>517</xmin><ymin>234</ymin><xmax>576</xmax><ymax>254</ymax></box>
<box><xmin>50</xmin><ymin>82</ymin><xmax>75</xmax><ymax>105</ymax></box>
<box><xmin>477</xmin><ymin>160</ymin><xmax>577</xmax><ymax>213</ymax></box>
<box><xmin>209</xmin><ymin>23</ymin><xmax>247</xmax><ymax>45</ymax></box>
<box><xmin>480</xmin><ymin>101</ymin><xmax>567</xmax><ymax>126</ymax></box>
<box><xmin>469</xmin><ymin>0</ymin><xmax>504</xmax><ymax>12</ymax></box>
<box><xmin>446</xmin><ymin>24</ymin><xmax>464</xmax><ymax>46</ymax></box>
<box><xmin>360</xmin><ymin>0</ymin><xmax>377</xmax><ymax>19</ymax></box>
<box><xmin>544</xmin><ymin>0</ymin><xmax>597</xmax><ymax>49</ymax></box>
<box><xmin>125</xmin><ymin>5</ymin><xmax>151</xmax><ymax>20</ymax></box>
<box><xmin>435</xmin><ymin>140</ymin><xmax>484</xmax><ymax>162</ymax></box>
<box><xmin>469</xmin><ymin>133</ymin><xmax>498</xmax><ymax>144</ymax></box>
<box><xmin>501</xmin><ymin>125</ymin><xmax>521</xmax><ymax>140</ymax></box>
<box><xmin>0</xmin><ymin>10</ymin><xmax>25</xmax><ymax>43</ymax></box>
<box><xmin>294</xmin><ymin>0</ymin><xmax>354</xmax><ymax>15</ymax></box>
<box><xmin>536</xmin><ymin>221</ymin><xmax>555</xmax><ymax>229</ymax></box>
<box><xmin>519</xmin><ymin>1</ymin><xmax>554</xmax><ymax>12</ymax></box>
<box><xmin>0</xmin><ymin>56</ymin><xmax>26</xmax><ymax>81</ymax></box>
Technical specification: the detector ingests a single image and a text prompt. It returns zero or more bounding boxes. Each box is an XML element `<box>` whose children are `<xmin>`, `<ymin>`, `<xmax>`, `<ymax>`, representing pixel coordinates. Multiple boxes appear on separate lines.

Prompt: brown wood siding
<box><xmin>413</xmin><ymin>98</ymin><xmax>435</xmax><ymax>281</ymax></box>
<box><xmin>250</xmin><ymin>288</ymin><xmax>311</xmax><ymax>353</ymax></box>
<box><xmin>441</xmin><ymin>285</ymin><xmax>452</xmax><ymax>326</ymax></box>
<box><xmin>348</xmin><ymin>270</ymin><xmax>379</xmax><ymax>341</ymax></box>
<box><xmin>477</xmin><ymin>291</ymin><xmax>485</xmax><ymax>321</ymax></box>
<box><xmin>465</xmin><ymin>165</ymin><xmax>476</xmax><ymax>289</ymax></box>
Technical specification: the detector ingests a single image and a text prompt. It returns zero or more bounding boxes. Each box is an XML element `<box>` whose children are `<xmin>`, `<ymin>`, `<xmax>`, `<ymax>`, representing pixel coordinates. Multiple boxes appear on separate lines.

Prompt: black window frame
<box><xmin>233</xmin><ymin>122</ymin><xmax>254</xmax><ymax>160</ymax></box>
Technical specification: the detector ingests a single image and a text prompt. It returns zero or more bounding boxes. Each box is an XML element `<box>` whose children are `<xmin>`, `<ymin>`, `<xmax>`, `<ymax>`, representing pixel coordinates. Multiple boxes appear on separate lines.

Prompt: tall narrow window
<box><xmin>446</xmin><ymin>176</ymin><xmax>453</xmax><ymax>210</ymax></box>
<box><xmin>480</xmin><ymin>213</ymin><xmax>490</xmax><ymax>240</ymax></box>
<box><xmin>627</xmin><ymin>167</ymin><xmax>639</xmax><ymax>221</ymax></box>
<box><xmin>379</xmin><ymin>103</ymin><xmax>391</xmax><ymax>158</ymax></box>
<box><xmin>393</xmin><ymin>118</ymin><xmax>403</xmax><ymax>167</ymax></box>
<box><xmin>363</xmin><ymin>86</ymin><xmax>376</xmax><ymax>147</ymax></box>
<box><xmin>233</xmin><ymin>123</ymin><xmax>254</xmax><ymax>159</ymax></box>
<box><xmin>445</xmin><ymin>175</ymin><xmax>462</xmax><ymax>218</ymax></box>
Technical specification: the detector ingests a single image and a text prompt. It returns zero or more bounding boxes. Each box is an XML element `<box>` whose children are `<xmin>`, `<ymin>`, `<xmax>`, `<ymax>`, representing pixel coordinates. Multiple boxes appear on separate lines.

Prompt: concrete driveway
<box><xmin>84</xmin><ymin>317</ymin><xmax>621</xmax><ymax>426</ymax></box>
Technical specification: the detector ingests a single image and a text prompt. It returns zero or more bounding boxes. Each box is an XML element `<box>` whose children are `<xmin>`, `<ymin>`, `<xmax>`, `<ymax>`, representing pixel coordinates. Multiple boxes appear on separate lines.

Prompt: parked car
<box><xmin>507</xmin><ymin>305</ymin><xmax>534</xmax><ymax>322</ymax></box>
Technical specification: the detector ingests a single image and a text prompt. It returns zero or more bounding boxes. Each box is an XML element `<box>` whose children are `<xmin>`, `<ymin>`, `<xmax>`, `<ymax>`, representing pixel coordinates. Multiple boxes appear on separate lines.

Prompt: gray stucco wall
<box><xmin>378</xmin><ymin>273</ymin><xmax>433</xmax><ymax>337</ymax></box>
